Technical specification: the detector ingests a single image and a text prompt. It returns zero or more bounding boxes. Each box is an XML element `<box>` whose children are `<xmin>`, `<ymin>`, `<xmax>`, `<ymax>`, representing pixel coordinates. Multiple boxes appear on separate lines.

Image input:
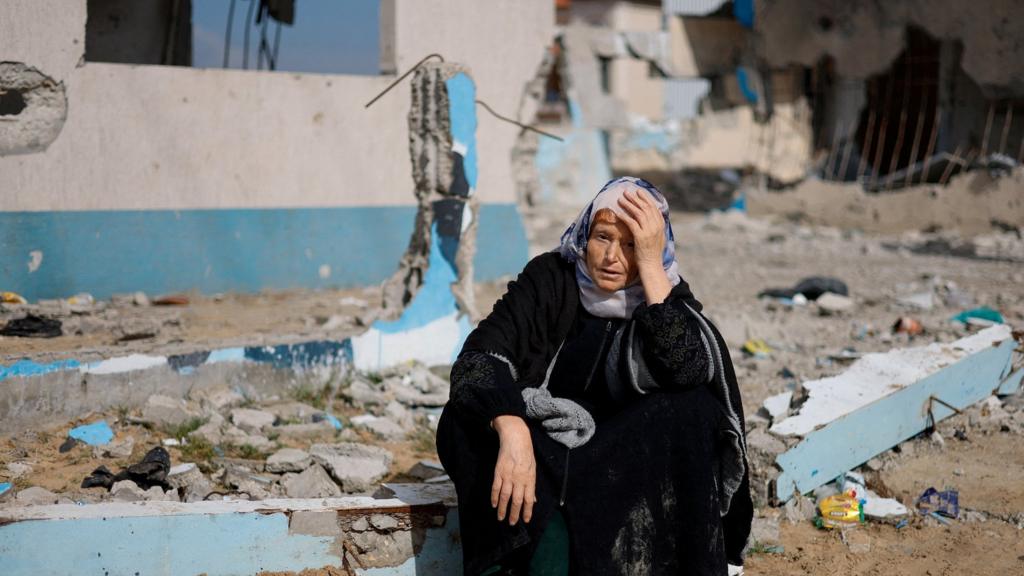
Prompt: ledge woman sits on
<box><xmin>437</xmin><ymin>177</ymin><xmax>752</xmax><ymax>576</ymax></box>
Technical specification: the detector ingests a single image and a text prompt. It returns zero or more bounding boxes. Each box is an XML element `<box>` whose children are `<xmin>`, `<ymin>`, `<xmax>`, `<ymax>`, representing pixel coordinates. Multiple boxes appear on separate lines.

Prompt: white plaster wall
<box><xmin>393</xmin><ymin>0</ymin><xmax>555</xmax><ymax>205</ymax></box>
<box><xmin>1</xmin><ymin>0</ymin><xmax>555</xmax><ymax>211</ymax></box>
<box><xmin>0</xmin><ymin>0</ymin><xmax>86</xmax><ymax>82</ymax></box>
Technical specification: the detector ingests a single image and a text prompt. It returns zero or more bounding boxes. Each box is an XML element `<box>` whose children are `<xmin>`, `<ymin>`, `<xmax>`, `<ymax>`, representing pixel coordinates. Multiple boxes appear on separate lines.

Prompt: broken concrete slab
<box><xmin>761</xmin><ymin>391</ymin><xmax>793</xmax><ymax>422</ymax></box>
<box><xmin>229</xmin><ymin>408</ymin><xmax>276</xmax><ymax>434</ymax></box>
<box><xmin>771</xmin><ymin>325</ymin><xmax>1021</xmax><ymax>502</ymax></box>
<box><xmin>142</xmin><ymin>395</ymin><xmax>202</xmax><ymax>429</ymax></box>
<box><xmin>265</xmin><ymin>448</ymin><xmax>312</xmax><ymax>473</ymax></box>
<box><xmin>190</xmin><ymin>385</ymin><xmax>245</xmax><ymax>413</ymax></box>
<box><xmin>816</xmin><ymin>293</ymin><xmax>855</xmax><ymax>315</ymax></box>
<box><xmin>282</xmin><ymin>464</ymin><xmax>342</xmax><ymax>498</ymax></box>
<box><xmin>166</xmin><ymin>463</ymin><xmax>214</xmax><ymax>503</ymax></box>
<box><xmin>351</xmin><ymin>415</ymin><xmax>409</xmax><ymax>441</ymax></box>
<box><xmin>13</xmin><ymin>486</ymin><xmax>65</xmax><ymax>506</ymax></box>
<box><xmin>92</xmin><ymin>435</ymin><xmax>135</xmax><ymax>459</ymax></box>
<box><xmin>111</xmin><ymin>480</ymin><xmax>147</xmax><ymax>502</ymax></box>
<box><xmin>310</xmin><ymin>443</ymin><xmax>393</xmax><ymax>493</ymax></box>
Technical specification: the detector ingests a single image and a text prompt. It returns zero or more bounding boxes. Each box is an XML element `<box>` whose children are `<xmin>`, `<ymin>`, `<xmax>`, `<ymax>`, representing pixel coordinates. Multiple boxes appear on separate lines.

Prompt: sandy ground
<box><xmin>3</xmin><ymin>206</ymin><xmax>1023</xmax><ymax>573</ymax></box>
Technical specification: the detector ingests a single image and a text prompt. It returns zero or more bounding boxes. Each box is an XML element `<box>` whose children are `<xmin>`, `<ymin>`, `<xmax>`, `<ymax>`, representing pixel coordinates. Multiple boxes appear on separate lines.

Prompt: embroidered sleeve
<box><xmin>631</xmin><ymin>298</ymin><xmax>713</xmax><ymax>389</ymax></box>
<box><xmin>449</xmin><ymin>351</ymin><xmax>527</xmax><ymax>426</ymax></box>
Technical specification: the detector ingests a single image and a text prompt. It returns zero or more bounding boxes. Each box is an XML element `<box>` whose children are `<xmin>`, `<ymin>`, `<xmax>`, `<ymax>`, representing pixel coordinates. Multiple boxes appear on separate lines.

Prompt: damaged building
<box><xmin>518</xmin><ymin>0</ymin><xmax>1023</xmax><ymax>231</ymax></box>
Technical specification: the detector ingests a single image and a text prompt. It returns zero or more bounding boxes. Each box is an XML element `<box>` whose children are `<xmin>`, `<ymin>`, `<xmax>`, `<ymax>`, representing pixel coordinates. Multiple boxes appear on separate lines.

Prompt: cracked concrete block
<box><xmin>92</xmin><ymin>436</ymin><xmax>135</xmax><ymax>459</ymax></box>
<box><xmin>369</xmin><ymin>513</ymin><xmax>400</xmax><ymax>531</ymax></box>
<box><xmin>352</xmin><ymin>415</ymin><xmax>408</xmax><ymax>441</ymax></box>
<box><xmin>341</xmin><ymin>377</ymin><xmax>390</xmax><ymax>408</ymax></box>
<box><xmin>142</xmin><ymin>395</ymin><xmax>202</xmax><ymax>429</ymax></box>
<box><xmin>230</xmin><ymin>408</ymin><xmax>276</xmax><ymax>434</ymax></box>
<box><xmin>190</xmin><ymin>385</ymin><xmax>245</xmax><ymax>413</ymax></box>
<box><xmin>282</xmin><ymin>463</ymin><xmax>342</xmax><ymax>499</ymax></box>
<box><xmin>0</xmin><ymin>62</ymin><xmax>68</xmax><ymax>156</ymax></box>
<box><xmin>167</xmin><ymin>462</ymin><xmax>214</xmax><ymax>503</ymax></box>
<box><xmin>310</xmin><ymin>442</ymin><xmax>392</xmax><ymax>493</ymax></box>
<box><xmin>14</xmin><ymin>486</ymin><xmax>65</xmax><ymax>506</ymax></box>
<box><xmin>111</xmin><ymin>480</ymin><xmax>147</xmax><ymax>502</ymax></box>
<box><xmin>266</xmin><ymin>448</ymin><xmax>312</xmax><ymax>473</ymax></box>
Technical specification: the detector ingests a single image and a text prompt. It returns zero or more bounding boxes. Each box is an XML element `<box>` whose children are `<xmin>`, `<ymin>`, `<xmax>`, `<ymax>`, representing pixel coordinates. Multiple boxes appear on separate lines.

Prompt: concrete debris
<box><xmin>166</xmin><ymin>463</ymin><xmax>214</xmax><ymax>502</ymax></box>
<box><xmin>282</xmin><ymin>464</ymin><xmax>342</xmax><ymax>499</ymax></box>
<box><xmin>265</xmin><ymin>401</ymin><xmax>321</xmax><ymax>423</ymax></box>
<box><xmin>5</xmin><ymin>462</ymin><xmax>33</xmax><ymax>479</ymax></box>
<box><xmin>897</xmin><ymin>291</ymin><xmax>935</xmax><ymax>311</ymax></box>
<box><xmin>761</xmin><ymin>391</ymin><xmax>793</xmax><ymax>422</ymax></box>
<box><xmin>783</xmin><ymin>493</ymin><xmax>817</xmax><ymax>524</ymax></box>
<box><xmin>14</xmin><ymin>486</ymin><xmax>66</xmax><ymax>506</ymax></box>
<box><xmin>841</xmin><ymin>529</ymin><xmax>872</xmax><ymax>554</ymax></box>
<box><xmin>310</xmin><ymin>443</ymin><xmax>393</xmax><ymax>493</ymax></box>
<box><xmin>351</xmin><ymin>414</ymin><xmax>408</xmax><ymax>441</ymax></box>
<box><xmin>815</xmin><ymin>293</ymin><xmax>855</xmax><ymax>315</ymax></box>
<box><xmin>265</xmin><ymin>448</ymin><xmax>313</xmax><ymax>473</ymax></box>
<box><xmin>369</xmin><ymin>513</ymin><xmax>400</xmax><ymax>531</ymax></box>
<box><xmin>92</xmin><ymin>436</ymin><xmax>135</xmax><ymax>459</ymax></box>
<box><xmin>111</xmin><ymin>480</ymin><xmax>147</xmax><ymax>502</ymax></box>
<box><xmin>229</xmin><ymin>408</ymin><xmax>276</xmax><ymax>434</ymax></box>
<box><xmin>273</xmin><ymin>421</ymin><xmax>337</xmax><ymax>439</ymax></box>
<box><xmin>342</xmin><ymin>377</ymin><xmax>390</xmax><ymax>408</ymax></box>
<box><xmin>406</xmin><ymin>460</ymin><xmax>446</xmax><ymax>481</ymax></box>
<box><xmin>142</xmin><ymin>395</ymin><xmax>202</xmax><ymax>429</ymax></box>
<box><xmin>747</xmin><ymin>516</ymin><xmax>781</xmax><ymax>549</ymax></box>
<box><xmin>191</xmin><ymin>386</ymin><xmax>246</xmax><ymax>413</ymax></box>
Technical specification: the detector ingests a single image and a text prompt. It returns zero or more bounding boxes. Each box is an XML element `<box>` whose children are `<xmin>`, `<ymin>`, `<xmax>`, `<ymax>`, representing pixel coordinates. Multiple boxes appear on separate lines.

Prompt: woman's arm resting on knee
<box><xmin>491</xmin><ymin>415</ymin><xmax>536</xmax><ymax>525</ymax></box>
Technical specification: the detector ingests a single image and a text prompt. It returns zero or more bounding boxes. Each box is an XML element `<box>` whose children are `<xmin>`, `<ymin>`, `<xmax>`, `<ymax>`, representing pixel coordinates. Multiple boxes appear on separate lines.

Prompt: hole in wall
<box><xmin>0</xmin><ymin>89</ymin><xmax>27</xmax><ymax>116</ymax></box>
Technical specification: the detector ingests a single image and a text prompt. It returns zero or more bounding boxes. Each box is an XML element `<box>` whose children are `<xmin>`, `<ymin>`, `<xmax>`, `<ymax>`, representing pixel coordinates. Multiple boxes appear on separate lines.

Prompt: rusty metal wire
<box><xmin>364</xmin><ymin>53</ymin><xmax>445</xmax><ymax>108</ymax></box>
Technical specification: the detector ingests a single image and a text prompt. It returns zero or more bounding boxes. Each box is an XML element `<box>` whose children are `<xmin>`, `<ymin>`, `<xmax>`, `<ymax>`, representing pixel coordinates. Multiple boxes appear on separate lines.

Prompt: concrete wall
<box><xmin>0</xmin><ymin>0</ymin><xmax>553</xmax><ymax>300</ymax></box>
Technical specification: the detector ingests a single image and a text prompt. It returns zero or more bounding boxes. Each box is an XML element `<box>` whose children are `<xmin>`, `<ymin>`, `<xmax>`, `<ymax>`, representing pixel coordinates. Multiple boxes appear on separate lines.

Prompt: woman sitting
<box><xmin>437</xmin><ymin>177</ymin><xmax>752</xmax><ymax>575</ymax></box>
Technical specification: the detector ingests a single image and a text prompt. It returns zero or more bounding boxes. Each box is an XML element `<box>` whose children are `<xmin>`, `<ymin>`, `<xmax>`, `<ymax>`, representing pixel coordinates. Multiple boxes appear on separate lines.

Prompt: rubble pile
<box><xmin>0</xmin><ymin>362</ymin><xmax>451</xmax><ymax>505</ymax></box>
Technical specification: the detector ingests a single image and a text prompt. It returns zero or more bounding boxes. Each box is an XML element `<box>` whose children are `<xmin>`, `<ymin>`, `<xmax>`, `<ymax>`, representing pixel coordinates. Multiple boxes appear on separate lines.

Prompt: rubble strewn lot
<box><xmin>3</xmin><ymin>208</ymin><xmax>1024</xmax><ymax>573</ymax></box>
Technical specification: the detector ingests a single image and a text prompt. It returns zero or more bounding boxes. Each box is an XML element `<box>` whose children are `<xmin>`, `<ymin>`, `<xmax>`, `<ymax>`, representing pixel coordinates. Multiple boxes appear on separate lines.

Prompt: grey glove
<box><xmin>521</xmin><ymin>387</ymin><xmax>596</xmax><ymax>449</ymax></box>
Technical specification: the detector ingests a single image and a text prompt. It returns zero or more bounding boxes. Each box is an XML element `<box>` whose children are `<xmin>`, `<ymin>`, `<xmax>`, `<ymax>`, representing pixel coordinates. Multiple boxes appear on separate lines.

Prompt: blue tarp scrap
<box><xmin>68</xmin><ymin>420</ymin><xmax>115</xmax><ymax>446</ymax></box>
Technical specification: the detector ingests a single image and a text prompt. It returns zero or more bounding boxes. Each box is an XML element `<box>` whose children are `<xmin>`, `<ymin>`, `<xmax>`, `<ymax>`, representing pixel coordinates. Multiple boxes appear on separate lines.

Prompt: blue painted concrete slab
<box><xmin>0</xmin><ymin>359</ymin><xmax>81</xmax><ymax>382</ymax></box>
<box><xmin>774</xmin><ymin>338</ymin><xmax>1016</xmax><ymax>502</ymax></box>
<box><xmin>68</xmin><ymin>420</ymin><xmax>114</xmax><ymax>446</ymax></box>
<box><xmin>1</xmin><ymin>204</ymin><xmax>528</xmax><ymax>301</ymax></box>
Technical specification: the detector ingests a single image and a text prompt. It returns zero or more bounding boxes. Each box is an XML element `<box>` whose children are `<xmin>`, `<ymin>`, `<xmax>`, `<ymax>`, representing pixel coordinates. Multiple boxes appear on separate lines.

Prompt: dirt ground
<box><xmin>3</xmin><ymin>206</ymin><xmax>1023</xmax><ymax>573</ymax></box>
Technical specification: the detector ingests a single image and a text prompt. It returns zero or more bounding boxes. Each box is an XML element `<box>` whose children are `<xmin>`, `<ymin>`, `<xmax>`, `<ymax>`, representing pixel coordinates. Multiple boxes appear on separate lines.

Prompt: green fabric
<box><xmin>480</xmin><ymin>511</ymin><xmax>570</xmax><ymax>576</ymax></box>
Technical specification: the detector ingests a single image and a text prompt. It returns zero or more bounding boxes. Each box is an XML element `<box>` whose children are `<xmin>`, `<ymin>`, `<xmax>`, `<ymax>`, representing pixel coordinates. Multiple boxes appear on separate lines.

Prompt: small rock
<box><xmin>930</xmin><ymin>431</ymin><xmax>946</xmax><ymax>449</ymax></box>
<box><xmin>350</xmin><ymin>517</ymin><xmax>370</xmax><ymax>531</ymax></box>
<box><xmin>310</xmin><ymin>443</ymin><xmax>393</xmax><ymax>493</ymax></box>
<box><xmin>354</xmin><ymin>415</ymin><xmax>408</xmax><ymax>441</ymax></box>
<box><xmin>133</xmin><ymin>291</ymin><xmax>150</xmax><ymax>306</ymax></box>
<box><xmin>222</xmin><ymin>425</ymin><xmax>275</xmax><ymax>451</ymax></box>
<box><xmin>897</xmin><ymin>291</ymin><xmax>934</xmax><ymax>311</ymax></box>
<box><xmin>282</xmin><ymin>464</ymin><xmax>342</xmax><ymax>499</ymax></box>
<box><xmin>93</xmin><ymin>436</ymin><xmax>136</xmax><ymax>459</ymax></box>
<box><xmin>384</xmin><ymin>401</ymin><xmax>414</xmax><ymax>428</ymax></box>
<box><xmin>111</xmin><ymin>479</ymin><xmax>147</xmax><ymax>502</ymax></box>
<box><xmin>266</xmin><ymin>448</ymin><xmax>312</xmax><ymax>473</ymax></box>
<box><xmin>864</xmin><ymin>458</ymin><xmax>884</xmax><ymax>472</ymax></box>
<box><xmin>746</xmin><ymin>516</ymin><xmax>780</xmax><ymax>552</ymax></box>
<box><xmin>274</xmin><ymin>421</ymin><xmax>337</xmax><ymax>439</ymax></box>
<box><xmin>369</xmin><ymin>513</ymin><xmax>399</xmax><ymax>530</ymax></box>
<box><xmin>191</xmin><ymin>420</ymin><xmax>225</xmax><ymax>444</ymax></box>
<box><xmin>406</xmin><ymin>460</ymin><xmax>446</xmax><ymax>481</ymax></box>
<box><xmin>191</xmin><ymin>385</ymin><xmax>245</xmax><ymax>413</ymax></box>
<box><xmin>816</xmin><ymin>293</ymin><xmax>855</xmax><ymax>315</ymax></box>
<box><xmin>341</xmin><ymin>377</ymin><xmax>389</xmax><ymax>408</ymax></box>
<box><xmin>265</xmin><ymin>401</ymin><xmax>320</xmax><ymax>423</ymax></box>
<box><xmin>6</xmin><ymin>462</ymin><xmax>33</xmax><ymax>479</ymax></box>
<box><xmin>142</xmin><ymin>395</ymin><xmax>201</xmax><ymax>429</ymax></box>
<box><xmin>15</xmin><ymin>486</ymin><xmax>63</xmax><ymax>506</ymax></box>
<box><xmin>841</xmin><ymin>529</ymin><xmax>871</xmax><ymax>553</ymax></box>
<box><xmin>167</xmin><ymin>463</ymin><xmax>214</xmax><ymax>502</ymax></box>
<box><xmin>230</xmin><ymin>408</ymin><xmax>276</xmax><ymax>434</ymax></box>
<box><xmin>783</xmin><ymin>494</ymin><xmax>816</xmax><ymax>524</ymax></box>
<box><xmin>962</xmin><ymin>510</ymin><xmax>987</xmax><ymax>523</ymax></box>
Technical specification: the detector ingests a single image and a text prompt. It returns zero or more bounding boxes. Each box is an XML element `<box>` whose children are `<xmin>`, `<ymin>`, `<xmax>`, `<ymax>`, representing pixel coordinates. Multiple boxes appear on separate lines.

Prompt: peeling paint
<box><xmin>26</xmin><ymin>250</ymin><xmax>42</xmax><ymax>273</ymax></box>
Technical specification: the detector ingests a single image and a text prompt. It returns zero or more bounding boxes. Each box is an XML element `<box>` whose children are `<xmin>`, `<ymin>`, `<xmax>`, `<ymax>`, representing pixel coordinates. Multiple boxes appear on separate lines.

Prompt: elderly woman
<box><xmin>437</xmin><ymin>177</ymin><xmax>752</xmax><ymax>575</ymax></box>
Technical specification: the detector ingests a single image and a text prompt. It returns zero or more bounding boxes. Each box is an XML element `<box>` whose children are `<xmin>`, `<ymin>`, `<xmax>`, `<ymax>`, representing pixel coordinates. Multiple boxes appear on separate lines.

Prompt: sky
<box><xmin>192</xmin><ymin>0</ymin><xmax>380</xmax><ymax>75</ymax></box>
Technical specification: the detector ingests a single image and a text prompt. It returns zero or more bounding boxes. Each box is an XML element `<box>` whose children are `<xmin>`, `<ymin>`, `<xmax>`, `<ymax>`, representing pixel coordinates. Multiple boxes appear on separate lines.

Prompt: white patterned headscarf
<box><xmin>557</xmin><ymin>177</ymin><xmax>680</xmax><ymax>319</ymax></box>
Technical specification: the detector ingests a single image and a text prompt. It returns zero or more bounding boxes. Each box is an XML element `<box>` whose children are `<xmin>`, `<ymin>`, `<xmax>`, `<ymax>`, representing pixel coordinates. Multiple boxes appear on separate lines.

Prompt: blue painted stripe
<box><xmin>1</xmin><ymin>205</ymin><xmax>528</xmax><ymax>301</ymax></box>
<box><xmin>447</xmin><ymin>73</ymin><xmax>478</xmax><ymax>189</ymax></box>
<box><xmin>0</xmin><ymin>359</ymin><xmax>80</xmax><ymax>382</ymax></box>
<box><xmin>374</xmin><ymin>224</ymin><xmax>458</xmax><ymax>334</ymax></box>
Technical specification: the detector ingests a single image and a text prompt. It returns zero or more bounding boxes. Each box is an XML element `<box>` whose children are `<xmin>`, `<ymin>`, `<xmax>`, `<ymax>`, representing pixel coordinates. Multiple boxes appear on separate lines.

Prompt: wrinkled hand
<box><xmin>618</xmin><ymin>189</ymin><xmax>672</xmax><ymax>304</ymax></box>
<box><xmin>617</xmin><ymin>188</ymin><xmax>666</xmax><ymax>270</ymax></box>
<box><xmin>491</xmin><ymin>415</ymin><xmax>536</xmax><ymax>525</ymax></box>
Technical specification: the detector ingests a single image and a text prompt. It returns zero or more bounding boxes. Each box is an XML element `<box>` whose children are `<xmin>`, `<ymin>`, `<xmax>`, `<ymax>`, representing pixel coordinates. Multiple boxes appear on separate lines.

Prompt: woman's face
<box><xmin>586</xmin><ymin>209</ymin><xmax>639</xmax><ymax>292</ymax></box>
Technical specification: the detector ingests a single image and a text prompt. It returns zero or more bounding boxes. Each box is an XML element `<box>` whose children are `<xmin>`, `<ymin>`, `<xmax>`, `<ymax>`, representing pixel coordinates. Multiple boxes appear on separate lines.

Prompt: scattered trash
<box><xmin>828</xmin><ymin>347</ymin><xmax>862</xmax><ymax>362</ymax></box>
<box><xmin>892</xmin><ymin>316</ymin><xmax>924</xmax><ymax>336</ymax></box>
<box><xmin>153</xmin><ymin>294</ymin><xmax>190</xmax><ymax>306</ymax></box>
<box><xmin>950</xmin><ymin>307</ymin><xmax>1003</xmax><ymax>327</ymax></box>
<box><xmin>839</xmin><ymin>471</ymin><xmax>907</xmax><ymax>520</ymax></box>
<box><xmin>0</xmin><ymin>314</ymin><xmax>62</xmax><ymax>338</ymax></box>
<box><xmin>916</xmin><ymin>487</ymin><xmax>959</xmax><ymax>519</ymax></box>
<box><xmin>742</xmin><ymin>339</ymin><xmax>772</xmax><ymax>358</ymax></box>
<box><xmin>759</xmin><ymin>276</ymin><xmax>849</xmax><ymax>301</ymax></box>
<box><xmin>313</xmin><ymin>412</ymin><xmax>344</xmax><ymax>430</ymax></box>
<box><xmin>58</xmin><ymin>437</ymin><xmax>79</xmax><ymax>453</ymax></box>
<box><xmin>816</xmin><ymin>491</ymin><xmax>864</xmax><ymax>529</ymax></box>
<box><xmin>162</xmin><ymin>438</ymin><xmax>182</xmax><ymax>447</ymax></box>
<box><xmin>81</xmin><ymin>446</ymin><xmax>172</xmax><ymax>491</ymax></box>
<box><xmin>66</xmin><ymin>293</ymin><xmax>94</xmax><ymax>306</ymax></box>
<box><xmin>68</xmin><ymin>420</ymin><xmax>115</xmax><ymax>446</ymax></box>
<box><xmin>1</xmin><ymin>291</ymin><xmax>27</xmax><ymax>305</ymax></box>
<box><xmin>897</xmin><ymin>291</ymin><xmax>934</xmax><ymax>311</ymax></box>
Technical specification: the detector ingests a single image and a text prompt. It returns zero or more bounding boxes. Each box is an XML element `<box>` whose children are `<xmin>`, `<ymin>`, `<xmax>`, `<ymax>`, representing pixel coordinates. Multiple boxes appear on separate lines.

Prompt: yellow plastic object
<box><xmin>1</xmin><ymin>292</ymin><xmax>27</xmax><ymax>305</ymax></box>
<box><xmin>742</xmin><ymin>339</ymin><xmax>772</xmax><ymax>358</ymax></box>
<box><xmin>816</xmin><ymin>492</ymin><xmax>864</xmax><ymax>529</ymax></box>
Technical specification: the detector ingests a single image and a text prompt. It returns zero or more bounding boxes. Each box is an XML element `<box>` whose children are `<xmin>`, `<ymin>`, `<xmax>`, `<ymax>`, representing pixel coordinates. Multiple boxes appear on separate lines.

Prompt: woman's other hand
<box><xmin>618</xmin><ymin>189</ymin><xmax>672</xmax><ymax>304</ymax></box>
<box><xmin>491</xmin><ymin>415</ymin><xmax>537</xmax><ymax>525</ymax></box>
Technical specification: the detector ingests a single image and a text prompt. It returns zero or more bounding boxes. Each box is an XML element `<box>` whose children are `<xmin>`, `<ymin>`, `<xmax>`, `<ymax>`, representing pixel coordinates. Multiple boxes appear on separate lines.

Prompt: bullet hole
<box><xmin>0</xmin><ymin>88</ymin><xmax>26</xmax><ymax>116</ymax></box>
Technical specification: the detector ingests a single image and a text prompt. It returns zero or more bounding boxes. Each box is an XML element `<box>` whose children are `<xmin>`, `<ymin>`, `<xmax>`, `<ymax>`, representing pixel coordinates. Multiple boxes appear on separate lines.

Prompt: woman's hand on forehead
<box><xmin>616</xmin><ymin>188</ymin><xmax>665</xmax><ymax>268</ymax></box>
